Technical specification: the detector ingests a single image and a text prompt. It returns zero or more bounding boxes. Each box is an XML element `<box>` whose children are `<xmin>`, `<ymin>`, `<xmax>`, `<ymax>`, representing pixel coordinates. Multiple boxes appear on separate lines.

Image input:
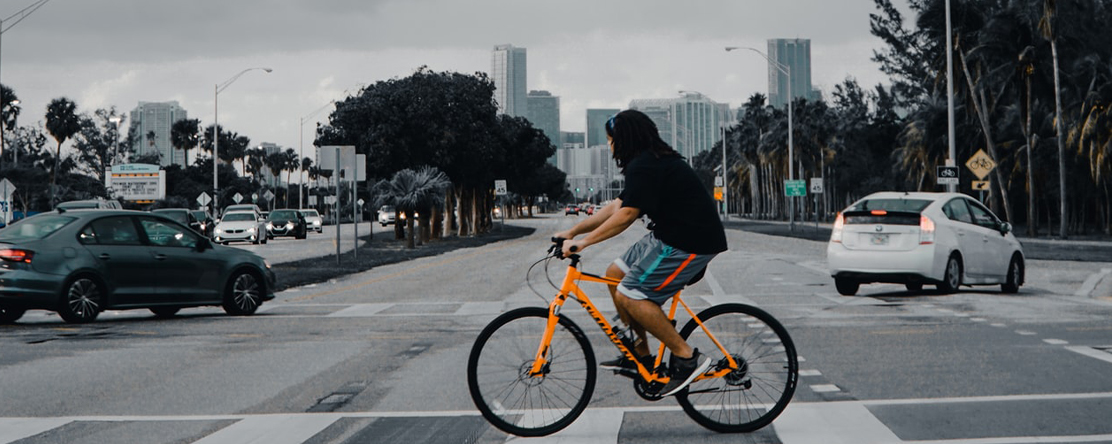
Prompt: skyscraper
<box><xmin>491</xmin><ymin>44</ymin><xmax>527</xmax><ymax>117</ymax></box>
<box><xmin>766</xmin><ymin>38</ymin><xmax>814</xmax><ymax>108</ymax></box>
<box><xmin>127</xmin><ymin>101</ymin><xmax>188</xmax><ymax>167</ymax></box>
<box><xmin>585</xmin><ymin>108</ymin><xmax>620</xmax><ymax>149</ymax></box>
<box><xmin>526</xmin><ymin>90</ymin><xmax>560</xmax><ymax>164</ymax></box>
<box><xmin>629</xmin><ymin>93</ymin><xmax>730</xmax><ymax>161</ymax></box>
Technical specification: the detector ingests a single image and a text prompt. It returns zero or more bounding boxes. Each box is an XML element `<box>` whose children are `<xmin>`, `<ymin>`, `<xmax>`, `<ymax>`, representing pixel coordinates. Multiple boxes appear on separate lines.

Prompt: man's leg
<box><xmin>606</xmin><ymin>263</ymin><xmax>652</xmax><ymax>358</ymax></box>
<box><xmin>612</xmin><ymin>292</ymin><xmax>693</xmax><ymax>359</ymax></box>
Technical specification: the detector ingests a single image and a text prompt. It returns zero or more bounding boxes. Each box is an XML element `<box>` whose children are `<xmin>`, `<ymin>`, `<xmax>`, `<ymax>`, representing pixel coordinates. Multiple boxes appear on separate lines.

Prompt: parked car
<box><xmin>378</xmin><ymin>205</ymin><xmax>396</xmax><ymax>227</ymax></box>
<box><xmin>299</xmin><ymin>209</ymin><xmax>323</xmax><ymax>233</ymax></box>
<box><xmin>213</xmin><ymin>211</ymin><xmax>268</xmax><ymax>245</ymax></box>
<box><xmin>151</xmin><ymin>208</ymin><xmax>205</xmax><ymax>236</ymax></box>
<box><xmin>0</xmin><ymin>209</ymin><xmax>275</xmax><ymax>324</ymax></box>
<box><xmin>56</xmin><ymin>199</ymin><xmax>122</xmax><ymax>210</ymax></box>
<box><xmin>827</xmin><ymin>191</ymin><xmax>1024</xmax><ymax>296</ymax></box>
<box><xmin>564</xmin><ymin>205</ymin><xmax>579</xmax><ymax>216</ymax></box>
<box><xmin>266</xmin><ymin>209</ymin><xmax>308</xmax><ymax>239</ymax></box>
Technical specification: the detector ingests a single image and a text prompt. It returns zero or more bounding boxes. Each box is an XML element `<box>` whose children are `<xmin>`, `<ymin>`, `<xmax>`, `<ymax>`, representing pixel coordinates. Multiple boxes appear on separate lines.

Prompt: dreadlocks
<box><xmin>604</xmin><ymin>109</ymin><xmax>681</xmax><ymax>171</ymax></box>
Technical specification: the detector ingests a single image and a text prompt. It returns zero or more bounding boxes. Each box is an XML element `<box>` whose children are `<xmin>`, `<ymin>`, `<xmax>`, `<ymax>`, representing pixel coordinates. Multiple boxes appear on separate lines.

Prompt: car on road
<box><xmin>564</xmin><ymin>205</ymin><xmax>578</xmax><ymax>216</ymax></box>
<box><xmin>213</xmin><ymin>211</ymin><xmax>268</xmax><ymax>245</ymax></box>
<box><xmin>266</xmin><ymin>209</ymin><xmax>308</xmax><ymax>239</ymax></box>
<box><xmin>827</xmin><ymin>191</ymin><xmax>1024</xmax><ymax>296</ymax></box>
<box><xmin>152</xmin><ymin>208</ymin><xmax>205</xmax><ymax>236</ymax></box>
<box><xmin>378</xmin><ymin>205</ymin><xmax>396</xmax><ymax>227</ymax></box>
<box><xmin>0</xmin><ymin>209</ymin><xmax>275</xmax><ymax>324</ymax></box>
<box><xmin>223</xmin><ymin>204</ymin><xmax>263</xmax><ymax>220</ymax></box>
<box><xmin>299</xmin><ymin>209</ymin><xmax>323</xmax><ymax>233</ymax></box>
<box><xmin>191</xmin><ymin>209</ymin><xmax>215</xmax><ymax>237</ymax></box>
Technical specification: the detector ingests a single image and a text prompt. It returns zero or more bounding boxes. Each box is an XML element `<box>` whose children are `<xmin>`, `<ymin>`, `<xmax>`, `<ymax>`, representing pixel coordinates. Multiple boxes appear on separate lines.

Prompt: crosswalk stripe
<box><xmin>774</xmin><ymin>402</ymin><xmax>901</xmax><ymax>444</ymax></box>
<box><xmin>0</xmin><ymin>418</ymin><xmax>71</xmax><ymax>444</ymax></box>
<box><xmin>510</xmin><ymin>409</ymin><xmax>623</xmax><ymax>444</ymax></box>
<box><xmin>192</xmin><ymin>414</ymin><xmax>341</xmax><ymax>444</ymax></box>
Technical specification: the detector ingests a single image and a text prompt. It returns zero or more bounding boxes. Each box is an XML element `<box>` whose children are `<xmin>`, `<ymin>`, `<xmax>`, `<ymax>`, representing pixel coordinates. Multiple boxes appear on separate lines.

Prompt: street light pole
<box><xmin>945</xmin><ymin>0</ymin><xmax>957</xmax><ymax>192</ymax></box>
<box><xmin>725</xmin><ymin>46</ymin><xmax>794</xmax><ymax>230</ymax></box>
<box><xmin>213</xmin><ymin>67</ymin><xmax>271</xmax><ymax>215</ymax></box>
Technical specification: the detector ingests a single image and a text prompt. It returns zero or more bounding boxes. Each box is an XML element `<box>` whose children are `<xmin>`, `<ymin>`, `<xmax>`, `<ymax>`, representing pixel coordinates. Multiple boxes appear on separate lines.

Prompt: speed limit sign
<box><xmin>809</xmin><ymin>178</ymin><xmax>824</xmax><ymax>194</ymax></box>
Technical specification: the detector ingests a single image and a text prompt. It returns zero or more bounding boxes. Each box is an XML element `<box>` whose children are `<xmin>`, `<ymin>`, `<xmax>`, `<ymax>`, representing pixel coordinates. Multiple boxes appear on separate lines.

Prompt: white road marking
<box><xmin>1043</xmin><ymin>339</ymin><xmax>1069</xmax><ymax>345</ymax></box>
<box><xmin>324</xmin><ymin>303</ymin><xmax>393</xmax><ymax>317</ymax></box>
<box><xmin>1076</xmin><ymin>268</ymin><xmax>1111</xmax><ymax>297</ymax></box>
<box><xmin>810</xmin><ymin>384</ymin><xmax>841</xmax><ymax>393</ymax></box>
<box><xmin>704</xmin><ymin>270</ymin><xmax>756</xmax><ymax>305</ymax></box>
<box><xmin>193</xmin><ymin>414</ymin><xmax>341</xmax><ymax>444</ymax></box>
<box><xmin>774</xmin><ymin>401</ymin><xmax>901</xmax><ymax>444</ymax></box>
<box><xmin>1065</xmin><ymin>346</ymin><xmax>1112</xmax><ymax>365</ymax></box>
<box><xmin>506</xmin><ymin>409</ymin><xmax>623</xmax><ymax>444</ymax></box>
<box><xmin>455</xmin><ymin>302</ymin><xmax>505</xmax><ymax>316</ymax></box>
<box><xmin>798</xmin><ymin>369</ymin><xmax>822</xmax><ymax>377</ymax></box>
<box><xmin>0</xmin><ymin>418</ymin><xmax>71</xmax><ymax>443</ymax></box>
<box><xmin>1015</xmin><ymin>330</ymin><xmax>1037</xmax><ymax>336</ymax></box>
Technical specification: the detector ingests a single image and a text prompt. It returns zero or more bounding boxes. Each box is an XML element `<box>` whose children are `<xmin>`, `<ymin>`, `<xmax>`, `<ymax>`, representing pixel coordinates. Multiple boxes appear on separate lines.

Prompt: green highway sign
<box><xmin>784</xmin><ymin>180</ymin><xmax>807</xmax><ymax>197</ymax></box>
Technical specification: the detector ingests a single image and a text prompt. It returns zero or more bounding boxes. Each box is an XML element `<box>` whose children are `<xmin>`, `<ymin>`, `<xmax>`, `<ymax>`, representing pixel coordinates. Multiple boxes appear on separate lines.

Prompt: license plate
<box><xmin>870</xmin><ymin>234</ymin><xmax>890</xmax><ymax>245</ymax></box>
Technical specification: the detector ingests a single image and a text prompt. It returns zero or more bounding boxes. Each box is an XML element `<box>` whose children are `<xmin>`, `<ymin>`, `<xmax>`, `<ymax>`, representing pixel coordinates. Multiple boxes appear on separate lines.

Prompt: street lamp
<box><xmin>300</xmin><ymin>100</ymin><xmax>335</xmax><ymax>210</ymax></box>
<box><xmin>213</xmin><ymin>67</ymin><xmax>271</xmax><ymax>214</ymax></box>
<box><xmin>725</xmin><ymin>46</ymin><xmax>794</xmax><ymax>231</ymax></box>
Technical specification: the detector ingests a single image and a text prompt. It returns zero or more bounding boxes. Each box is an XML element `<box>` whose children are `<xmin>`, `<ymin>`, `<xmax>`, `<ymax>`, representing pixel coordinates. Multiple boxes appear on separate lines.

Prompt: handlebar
<box><xmin>550</xmin><ymin>237</ymin><xmax>580</xmax><ymax>261</ymax></box>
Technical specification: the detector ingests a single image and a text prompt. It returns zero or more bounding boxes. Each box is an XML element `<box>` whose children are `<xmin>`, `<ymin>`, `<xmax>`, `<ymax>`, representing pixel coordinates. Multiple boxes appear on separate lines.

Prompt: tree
<box><xmin>283</xmin><ymin>148</ymin><xmax>299</xmax><ymax>207</ymax></box>
<box><xmin>372</xmin><ymin>166</ymin><xmax>450</xmax><ymax>248</ymax></box>
<box><xmin>45</xmin><ymin>97</ymin><xmax>81</xmax><ymax>207</ymax></box>
<box><xmin>171</xmin><ymin>118</ymin><xmax>201</xmax><ymax>167</ymax></box>
<box><xmin>72</xmin><ymin>108</ymin><xmax>126</xmax><ymax>184</ymax></box>
<box><xmin>1</xmin><ymin>84</ymin><xmax>21</xmax><ymax>169</ymax></box>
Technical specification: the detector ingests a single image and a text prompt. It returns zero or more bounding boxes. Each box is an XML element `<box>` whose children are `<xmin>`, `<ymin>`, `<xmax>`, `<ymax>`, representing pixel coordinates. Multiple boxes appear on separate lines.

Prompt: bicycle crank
<box><xmin>633</xmin><ymin>378</ymin><xmax>666</xmax><ymax>401</ymax></box>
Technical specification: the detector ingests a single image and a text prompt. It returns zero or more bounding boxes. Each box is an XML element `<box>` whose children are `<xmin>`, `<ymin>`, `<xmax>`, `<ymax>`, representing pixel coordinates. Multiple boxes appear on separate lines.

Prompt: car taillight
<box><xmin>831</xmin><ymin>213</ymin><xmax>844</xmax><ymax>242</ymax></box>
<box><xmin>920</xmin><ymin>215</ymin><xmax>935</xmax><ymax>244</ymax></box>
<box><xmin>0</xmin><ymin>248</ymin><xmax>33</xmax><ymax>263</ymax></box>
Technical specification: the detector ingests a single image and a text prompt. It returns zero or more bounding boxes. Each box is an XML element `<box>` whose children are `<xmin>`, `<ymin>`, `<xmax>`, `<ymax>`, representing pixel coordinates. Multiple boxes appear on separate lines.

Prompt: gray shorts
<box><xmin>614</xmin><ymin>233</ymin><xmax>716</xmax><ymax>304</ymax></box>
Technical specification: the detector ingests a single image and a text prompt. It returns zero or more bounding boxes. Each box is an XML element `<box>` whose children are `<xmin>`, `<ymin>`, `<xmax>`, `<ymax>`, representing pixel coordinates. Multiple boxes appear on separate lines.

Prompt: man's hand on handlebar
<box><xmin>551</xmin><ymin>236</ymin><xmax>587</xmax><ymax>259</ymax></box>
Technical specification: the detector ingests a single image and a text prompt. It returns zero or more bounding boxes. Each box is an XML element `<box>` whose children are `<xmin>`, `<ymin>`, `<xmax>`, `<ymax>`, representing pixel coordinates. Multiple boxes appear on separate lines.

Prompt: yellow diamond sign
<box><xmin>965</xmin><ymin>149</ymin><xmax>996</xmax><ymax>180</ymax></box>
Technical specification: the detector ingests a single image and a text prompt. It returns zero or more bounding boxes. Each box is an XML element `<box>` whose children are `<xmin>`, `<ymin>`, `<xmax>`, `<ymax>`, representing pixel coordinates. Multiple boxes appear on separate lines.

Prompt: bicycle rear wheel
<box><xmin>675</xmin><ymin>303</ymin><xmax>798</xmax><ymax>433</ymax></box>
<box><xmin>467</xmin><ymin>307</ymin><xmax>596</xmax><ymax>437</ymax></box>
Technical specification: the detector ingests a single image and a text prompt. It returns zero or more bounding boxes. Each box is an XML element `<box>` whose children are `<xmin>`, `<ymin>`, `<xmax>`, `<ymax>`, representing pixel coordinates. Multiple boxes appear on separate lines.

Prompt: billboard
<box><xmin>106</xmin><ymin>164</ymin><xmax>166</xmax><ymax>201</ymax></box>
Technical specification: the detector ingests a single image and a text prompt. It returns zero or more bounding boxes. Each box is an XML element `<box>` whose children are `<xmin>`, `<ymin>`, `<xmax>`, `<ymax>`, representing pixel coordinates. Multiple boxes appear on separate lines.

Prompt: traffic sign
<box><xmin>494</xmin><ymin>179</ymin><xmax>507</xmax><ymax>196</ymax></box>
<box><xmin>972</xmin><ymin>180</ymin><xmax>990</xmax><ymax>191</ymax></box>
<box><xmin>784</xmin><ymin>180</ymin><xmax>806</xmax><ymax>197</ymax></box>
<box><xmin>196</xmin><ymin>192</ymin><xmax>211</xmax><ymax>207</ymax></box>
<box><xmin>0</xmin><ymin>178</ymin><xmax>15</xmax><ymax>200</ymax></box>
<box><xmin>263</xmin><ymin>190</ymin><xmax>274</xmax><ymax>202</ymax></box>
<box><xmin>713</xmin><ymin>187</ymin><xmax>723</xmax><ymax>201</ymax></box>
<box><xmin>233</xmin><ymin>192</ymin><xmax>244</xmax><ymax>204</ymax></box>
<box><xmin>965</xmin><ymin>149</ymin><xmax>996</xmax><ymax>180</ymax></box>
<box><xmin>809</xmin><ymin>178</ymin><xmax>824</xmax><ymax>194</ymax></box>
<box><xmin>357</xmin><ymin>198</ymin><xmax>364</xmax><ymax>207</ymax></box>
<box><xmin>714</xmin><ymin>176</ymin><xmax>724</xmax><ymax>187</ymax></box>
<box><xmin>937</xmin><ymin>166</ymin><xmax>959</xmax><ymax>185</ymax></box>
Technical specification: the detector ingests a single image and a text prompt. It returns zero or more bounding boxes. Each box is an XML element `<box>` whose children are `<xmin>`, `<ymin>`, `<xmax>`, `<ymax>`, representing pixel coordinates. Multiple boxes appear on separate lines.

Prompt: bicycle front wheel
<box><xmin>467</xmin><ymin>307</ymin><xmax>597</xmax><ymax>437</ymax></box>
<box><xmin>676</xmin><ymin>303</ymin><xmax>798</xmax><ymax>433</ymax></box>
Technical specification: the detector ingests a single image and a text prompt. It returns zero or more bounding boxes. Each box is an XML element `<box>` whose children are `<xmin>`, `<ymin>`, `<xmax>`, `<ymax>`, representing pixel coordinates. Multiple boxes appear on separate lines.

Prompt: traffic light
<box><xmin>575</xmin><ymin>187</ymin><xmax>580</xmax><ymax>192</ymax></box>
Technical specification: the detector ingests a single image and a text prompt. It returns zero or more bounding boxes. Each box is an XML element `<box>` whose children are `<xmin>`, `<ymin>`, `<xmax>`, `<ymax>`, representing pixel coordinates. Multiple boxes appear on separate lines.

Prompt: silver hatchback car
<box><xmin>827</xmin><ymin>192</ymin><xmax>1024</xmax><ymax>296</ymax></box>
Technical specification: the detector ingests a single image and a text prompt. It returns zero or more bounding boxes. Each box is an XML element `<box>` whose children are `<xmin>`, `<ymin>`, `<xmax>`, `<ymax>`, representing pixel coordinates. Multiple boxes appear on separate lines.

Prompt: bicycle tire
<box><xmin>467</xmin><ymin>307</ymin><xmax>597</xmax><ymax>437</ymax></box>
<box><xmin>675</xmin><ymin>303</ymin><xmax>798</xmax><ymax>433</ymax></box>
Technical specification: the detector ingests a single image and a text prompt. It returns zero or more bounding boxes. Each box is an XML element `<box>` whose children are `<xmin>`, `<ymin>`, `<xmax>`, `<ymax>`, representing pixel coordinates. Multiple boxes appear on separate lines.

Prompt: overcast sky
<box><xmin>2</xmin><ymin>0</ymin><xmax>911</xmax><ymax>161</ymax></box>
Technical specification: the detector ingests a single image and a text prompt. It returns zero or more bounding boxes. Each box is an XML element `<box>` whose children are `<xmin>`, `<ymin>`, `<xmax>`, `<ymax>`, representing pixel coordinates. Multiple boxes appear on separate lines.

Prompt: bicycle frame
<box><xmin>528</xmin><ymin>256</ymin><xmax>740</xmax><ymax>384</ymax></box>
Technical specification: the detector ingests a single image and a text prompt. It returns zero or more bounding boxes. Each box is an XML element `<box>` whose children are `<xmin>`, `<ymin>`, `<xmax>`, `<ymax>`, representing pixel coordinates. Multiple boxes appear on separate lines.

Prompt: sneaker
<box><xmin>599</xmin><ymin>354</ymin><xmax>654</xmax><ymax>372</ymax></box>
<box><xmin>660</xmin><ymin>349</ymin><xmax>712</xmax><ymax>397</ymax></box>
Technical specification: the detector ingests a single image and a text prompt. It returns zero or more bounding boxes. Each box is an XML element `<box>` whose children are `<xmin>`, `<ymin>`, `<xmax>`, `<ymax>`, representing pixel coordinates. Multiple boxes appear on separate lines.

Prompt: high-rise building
<box><xmin>628</xmin><ymin>92</ymin><xmax>730</xmax><ymax>161</ymax></box>
<box><xmin>766</xmin><ymin>38</ymin><xmax>815</xmax><ymax>108</ymax></box>
<box><xmin>526</xmin><ymin>90</ymin><xmax>560</xmax><ymax>164</ymax></box>
<box><xmin>127</xmin><ymin>101</ymin><xmax>188</xmax><ymax>167</ymax></box>
<box><xmin>491</xmin><ymin>44</ymin><xmax>527</xmax><ymax>117</ymax></box>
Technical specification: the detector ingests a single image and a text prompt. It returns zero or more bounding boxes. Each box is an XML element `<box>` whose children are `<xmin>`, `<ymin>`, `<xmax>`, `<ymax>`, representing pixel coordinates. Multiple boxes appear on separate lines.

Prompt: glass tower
<box><xmin>491</xmin><ymin>44</ymin><xmax>527</xmax><ymax>117</ymax></box>
<box><xmin>127</xmin><ymin>101</ymin><xmax>188</xmax><ymax>167</ymax></box>
<box><xmin>767</xmin><ymin>38</ymin><xmax>814</xmax><ymax>108</ymax></box>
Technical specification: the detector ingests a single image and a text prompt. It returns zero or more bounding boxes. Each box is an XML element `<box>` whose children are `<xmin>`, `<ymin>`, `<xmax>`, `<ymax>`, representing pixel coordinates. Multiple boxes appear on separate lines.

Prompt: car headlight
<box><xmin>313</xmin><ymin>220</ymin><xmax>321</xmax><ymax>226</ymax></box>
<box><xmin>263</xmin><ymin>260</ymin><xmax>271</xmax><ymax>269</ymax></box>
<box><xmin>266</xmin><ymin>223</ymin><xmax>273</xmax><ymax>230</ymax></box>
<box><xmin>248</xmin><ymin>227</ymin><xmax>257</xmax><ymax>233</ymax></box>
<box><xmin>286</xmin><ymin>222</ymin><xmax>294</xmax><ymax>229</ymax></box>
<box><xmin>215</xmin><ymin>228</ymin><xmax>224</xmax><ymax>234</ymax></box>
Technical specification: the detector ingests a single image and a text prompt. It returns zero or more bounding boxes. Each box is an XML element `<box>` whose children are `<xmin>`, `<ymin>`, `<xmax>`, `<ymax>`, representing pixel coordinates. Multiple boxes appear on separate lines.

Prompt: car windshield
<box><xmin>0</xmin><ymin>215</ymin><xmax>76</xmax><ymax>241</ymax></box>
<box><xmin>155</xmin><ymin>211</ymin><xmax>189</xmax><ymax>224</ymax></box>
<box><xmin>57</xmin><ymin>202</ymin><xmax>98</xmax><ymax>209</ymax></box>
<box><xmin>222</xmin><ymin>213</ymin><xmax>256</xmax><ymax>222</ymax></box>
<box><xmin>191</xmin><ymin>210</ymin><xmax>208</xmax><ymax>220</ymax></box>
<box><xmin>270</xmin><ymin>210</ymin><xmax>297</xmax><ymax>219</ymax></box>
<box><xmin>300</xmin><ymin>210</ymin><xmax>319</xmax><ymax>217</ymax></box>
<box><xmin>848</xmin><ymin>198</ymin><xmax>932</xmax><ymax>213</ymax></box>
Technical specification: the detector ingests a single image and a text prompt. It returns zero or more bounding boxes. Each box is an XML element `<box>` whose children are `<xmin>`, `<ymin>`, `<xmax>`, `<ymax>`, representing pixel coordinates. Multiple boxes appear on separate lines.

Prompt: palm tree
<box><xmin>372</xmin><ymin>166</ymin><xmax>450</xmax><ymax>248</ymax></box>
<box><xmin>300</xmin><ymin>156</ymin><xmax>313</xmax><ymax>208</ymax></box>
<box><xmin>171</xmin><ymin>118</ymin><xmax>201</xmax><ymax>167</ymax></box>
<box><xmin>1</xmin><ymin>85</ymin><xmax>21</xmax><ymax>169</ymax></box>
<box><xmin>265</xmin><ymin>151</ymin><xmax>286</xmax><ymax>207</ymax></box>
<box><xmin>45</xmin><ymin>97</ymin><xmax>81</xmax><ymax>207</ymax></box>
<box><xmin>245</xmin><ymin>147</ymin><xmax>265</xmax><ymax>184</ymax></box>
<box><xmin>1039</xmin><ymin>0</ymin><xmax>1068</xmax><ymax>238</ymax></box>
<box><xmin>282</xmin><ymin>148</ymin><xmax>298</xmax><ymax>207</ymax></box>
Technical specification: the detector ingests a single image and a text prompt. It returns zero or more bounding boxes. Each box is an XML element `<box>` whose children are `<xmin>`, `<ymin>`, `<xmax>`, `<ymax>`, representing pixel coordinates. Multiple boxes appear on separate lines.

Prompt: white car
<box><xmin>299</xmin><ymin>209</ymin><xmax>323</xmax><ymax>233</ymax></box>
<box><xmin>378</xmin><ymin>205</ymin><xmax>396</xmax><ymax>227</ymax></box>
<box><xmin>213</xmin><ymin>211</ymin><xmax>268</xmax><ymax>245</ymax></box>
<box><xmin>826</xmin><ymin>191</ymin><xmax>1024</xmax><ymax>296</ymax></box>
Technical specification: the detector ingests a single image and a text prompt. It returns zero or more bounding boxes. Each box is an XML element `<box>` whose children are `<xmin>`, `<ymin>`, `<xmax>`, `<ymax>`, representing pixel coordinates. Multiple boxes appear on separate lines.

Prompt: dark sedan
<box><xmin>152</xmin><ymin>208</ymin><xmax>205</xmax><ymax>237</ymax></box>
<box><xmin>0</xmin><ymin>209</ymin><xmax>276</xmax><ymax>324</ymax></box>
<box><xmin>266</xmin><ymin>209</ymin><xmax>308</xmax><ymax>239</ymax></box>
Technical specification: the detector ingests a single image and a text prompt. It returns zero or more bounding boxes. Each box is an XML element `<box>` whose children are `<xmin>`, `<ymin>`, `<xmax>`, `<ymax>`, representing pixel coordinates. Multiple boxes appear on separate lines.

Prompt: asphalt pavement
<box><xmin>723</xmin><ymin>217</ymin><xmax>1112</xmax><ymax>263</ymax></box>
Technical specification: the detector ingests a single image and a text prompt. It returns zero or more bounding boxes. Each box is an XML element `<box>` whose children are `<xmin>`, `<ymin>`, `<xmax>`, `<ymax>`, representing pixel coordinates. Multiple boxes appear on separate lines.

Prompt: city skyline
<box><xmin>1</xmin><ymin>0</ymin><xmax>908</xmax><ymax>160</ymax></box>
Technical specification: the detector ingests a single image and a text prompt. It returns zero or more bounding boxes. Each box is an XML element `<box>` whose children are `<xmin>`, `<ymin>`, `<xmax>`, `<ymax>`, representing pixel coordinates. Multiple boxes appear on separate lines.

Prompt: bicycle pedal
<box><xmin>613</xmin><ymin>368</ymin><xmax>639</xmax><ymax>379</ymax></box>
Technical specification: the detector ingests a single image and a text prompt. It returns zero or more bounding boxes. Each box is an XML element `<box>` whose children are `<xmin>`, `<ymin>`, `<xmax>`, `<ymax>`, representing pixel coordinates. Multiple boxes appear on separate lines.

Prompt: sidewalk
<box><xmin>723</xmin><ymin>217</ymin><xmax>1112</xmax><ymax>263</ymax></box>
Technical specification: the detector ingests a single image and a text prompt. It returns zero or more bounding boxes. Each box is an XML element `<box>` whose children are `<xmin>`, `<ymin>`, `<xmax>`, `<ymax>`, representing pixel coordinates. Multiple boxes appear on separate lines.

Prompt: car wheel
<box><xmin>937</xmin><ymin>254</ymin><xmax>963</xmax><ymax>294</ymax></box>
<box><xmin>150</xmin><ymin>307</ymin><xmax>181</xmax><ymax>318</ymax></box>
<box><xmin>905</xmin><ymin>283</ymin><xmax>923</xmax><ymax>293</ymax></box>
<box><xmin>1002</xmin><ymin>255</ymin><xmax>1024</xmax><ymax>294</ymax></box>
<box><xmin>834</xmin><ymin>277</ymin><xmax>859</xmax><ymax>296</ymax></box>
<box><xmin>223</xmin><ymin>270</ymin><xmax>263</xmax><ymax>316</ymax></box>
<box><xmin>0</xmin><ymin>306</ymin><xmax>26</xmax><ymax>324</ymax></box>
<box><xmin>58</xmin><ymin>276</ymin><xmax>102</xmax><ymax>324</ymax></box>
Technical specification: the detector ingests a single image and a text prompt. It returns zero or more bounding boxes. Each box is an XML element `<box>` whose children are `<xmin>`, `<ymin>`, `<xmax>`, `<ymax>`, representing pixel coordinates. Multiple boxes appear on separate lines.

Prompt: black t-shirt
<box><xmin>618</xmin><ymin>152</ymin><xmax>728</xmax><ymax>254</ymax></box>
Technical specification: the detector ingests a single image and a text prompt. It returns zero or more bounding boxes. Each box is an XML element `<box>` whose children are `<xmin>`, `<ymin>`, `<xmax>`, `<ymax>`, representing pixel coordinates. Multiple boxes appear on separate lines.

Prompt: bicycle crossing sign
<box><xmin>937</xmin><ymin>166</ymin><xmax>959</xmax><ymax>185</ymax></box>
<box><xmin>965</xmin><ymin>149</ymin><xmax>996</xmax><ymax>180</ymax></box>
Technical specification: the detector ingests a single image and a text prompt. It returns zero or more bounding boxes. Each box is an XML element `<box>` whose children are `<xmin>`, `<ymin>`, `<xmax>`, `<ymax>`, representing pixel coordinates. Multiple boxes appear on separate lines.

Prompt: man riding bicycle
<box><xmin>554</xmin><ymin>109</ymin><xmax>728</xmax><ymax>396</ymax></box>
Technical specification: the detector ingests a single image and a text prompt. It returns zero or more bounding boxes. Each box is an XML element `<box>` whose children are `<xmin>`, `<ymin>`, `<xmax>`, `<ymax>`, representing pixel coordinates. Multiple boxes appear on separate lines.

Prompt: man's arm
<box><xmin>561</xmin><ymin>204</ymin><xmax>640</xmax><ymax>257</ymax></box>
<box><xmin>554</xmin><ymin>200</ymin><xmax>621</xmax><ymax>239</ymax></box>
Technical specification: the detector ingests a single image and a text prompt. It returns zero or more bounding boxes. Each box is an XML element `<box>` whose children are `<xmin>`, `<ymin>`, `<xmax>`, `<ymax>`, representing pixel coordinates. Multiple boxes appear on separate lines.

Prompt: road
<box><xmin>1</xmin><ymin>214</ymin><xmax>1110</xmax><ymax>443</ymax></box>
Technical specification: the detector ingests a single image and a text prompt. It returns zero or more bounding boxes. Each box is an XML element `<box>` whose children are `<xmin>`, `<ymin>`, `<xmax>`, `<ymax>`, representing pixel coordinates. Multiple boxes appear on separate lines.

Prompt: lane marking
<box><xmin>1015</xmin><ymin>330</ymin><xmax>1037</xmax><ymax>336</ymax></box>
<box><xmin>798</xmin><ymin>369</ymin><xmax>822</xmax><ymax>377</ymax></box>
<box><xmin>507</xmin><ymin>409</ymin><xmax>623</xmax><ymax>444</ymax></box>
<box><xmin>1076</xmin><ymin>268</ymin><xmax>1111</xmax><ymax>297</ymax></box>
<box><xmin>193</xmin><ymin>414</ymin><xmax>340</xmax><ymax>444</ymax></box>
<box><xmin>704</xmin><ymin>270</ymin><xmax>756</xmax><ymax>305</ymax></box>
<box><xmin>0</xmin><ymin>418</ymin><xmax>71</xmax><ymax>444</ymax></box>
<box><xmin>1065</xmin><ymin>346</ymin><xmax>1112</xmax><ymax>365</ymax></box>
<box><xmin>325</xmin><ymin>303</ymin><xmax>393</xmax><ymax>317</ymax></box>
<box><xmin>774</xmin><ymin>401</ymin><xmax>901</xmax><ymax>444</ymax></box>
<box><xmin>810</xmin><ymin>384</ymin><xmax>841</xmax><ymax>393</ymax></box>
<box><xmin>1043</xmin><ymin>339</ymin><xmax>1069</xmax><ymax>345</ymax></box>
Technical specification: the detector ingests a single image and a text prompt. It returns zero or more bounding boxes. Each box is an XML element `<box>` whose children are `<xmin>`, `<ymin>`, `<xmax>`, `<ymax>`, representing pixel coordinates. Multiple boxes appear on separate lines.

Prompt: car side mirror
<box><xmin>999</xmin><ymin>222</ymin><xmax>1012</xmax><ymax>235</ymax></box>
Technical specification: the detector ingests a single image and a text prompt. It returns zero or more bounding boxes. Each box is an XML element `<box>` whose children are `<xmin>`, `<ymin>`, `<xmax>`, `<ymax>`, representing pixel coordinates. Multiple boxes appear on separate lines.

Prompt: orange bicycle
<box><xmin>466</xmin><ymin>238</ymin><xmax>798</xmax><ymax>437</ymax></box>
